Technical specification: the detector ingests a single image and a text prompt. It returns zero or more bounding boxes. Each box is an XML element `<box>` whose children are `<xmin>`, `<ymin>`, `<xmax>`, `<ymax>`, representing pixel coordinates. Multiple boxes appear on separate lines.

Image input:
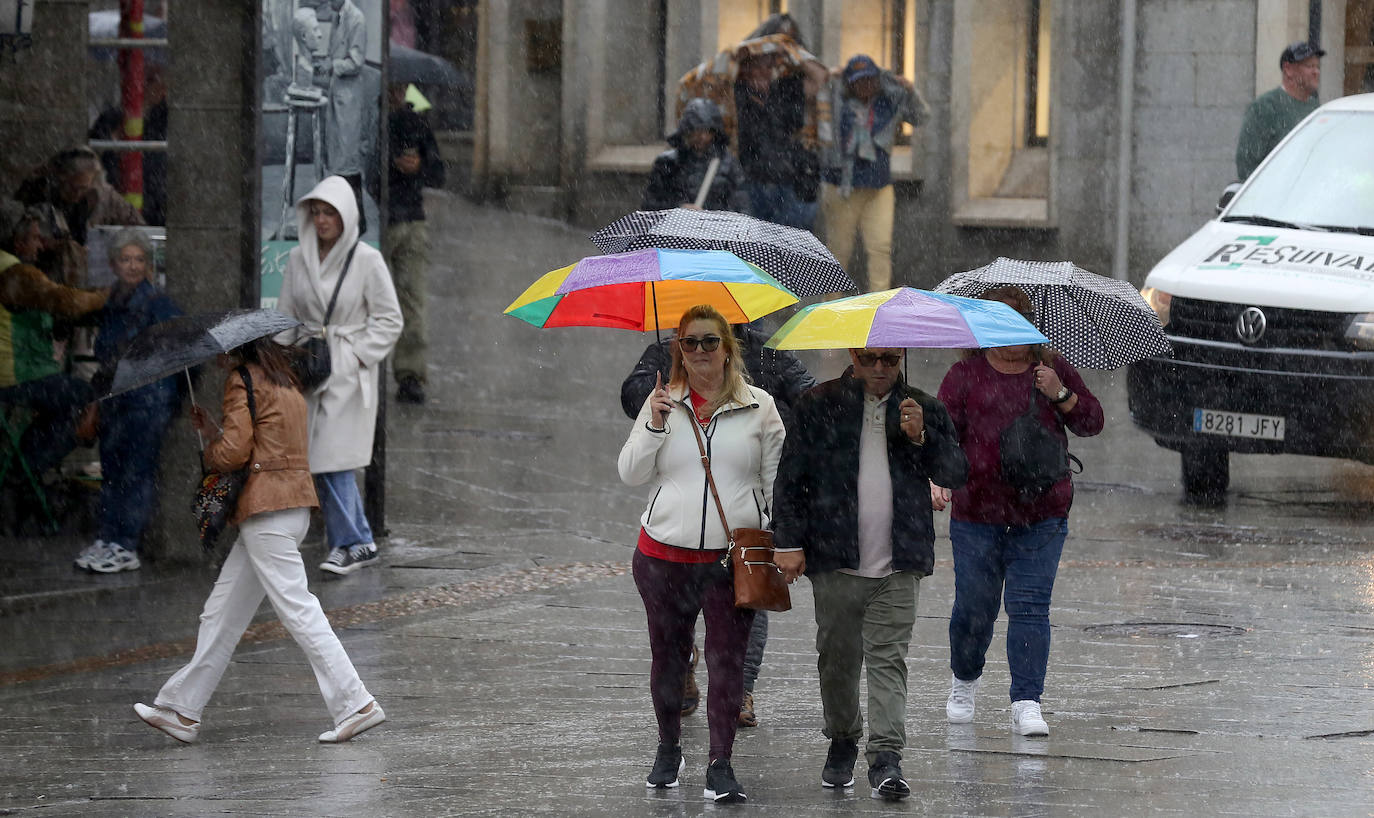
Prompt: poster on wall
<box><xmin>259</xmin><ymin>0</ymin><xmax>383</xmax><ymax>307</ymax></box>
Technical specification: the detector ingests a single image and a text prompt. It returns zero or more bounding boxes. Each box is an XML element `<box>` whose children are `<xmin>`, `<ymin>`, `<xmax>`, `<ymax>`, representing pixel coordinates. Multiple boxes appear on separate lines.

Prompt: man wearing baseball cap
<box><xmin>818</xmin><ymin>55</ymin><xmax>929</xmax><ymax>294</ymax></box>
<box><xmin>1235</xmin><ymin>41</ymin><xmax>1325</xmax><ymax>180</ymax></box>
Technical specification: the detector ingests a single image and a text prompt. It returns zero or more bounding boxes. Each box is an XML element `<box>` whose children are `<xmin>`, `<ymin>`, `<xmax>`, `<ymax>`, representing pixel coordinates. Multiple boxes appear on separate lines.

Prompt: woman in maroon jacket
<box><xmin>932</xmin><ymin>286</ymin><xmax>1103</xmax><ymax>737</ymax></box>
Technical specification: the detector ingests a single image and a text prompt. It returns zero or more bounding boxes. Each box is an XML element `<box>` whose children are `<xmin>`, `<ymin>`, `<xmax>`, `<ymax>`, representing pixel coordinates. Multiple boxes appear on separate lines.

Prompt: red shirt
<box><xmin>937</xmin><ymin>355</ymin><xmax>1103</xmax><ymax>526</ymax></box>
<box><xmin>637</xmin><ymin>527</ymin><xmax>722</xmax><ymax>564</ymax></box>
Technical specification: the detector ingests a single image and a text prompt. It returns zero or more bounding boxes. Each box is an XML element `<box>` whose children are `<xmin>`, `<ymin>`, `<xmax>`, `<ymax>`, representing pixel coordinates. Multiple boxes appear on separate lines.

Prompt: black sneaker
<box><xmin>645</xmin><ymin>744</ymin><xmax>684</xmax><ymax>788</ymax></box>
<box><xmin>821</xmin><ymin>737</ymin><xmax>858</xmax><ymax>788</ymax></box>
<box><xmin>396</xmin><ymin>376</ymin><xmax>426</xmax><ymax>404</ymax></box>
<box><xmin>319</xmin><ymin>543</ymin><xmax>379</xmax><ymax>575</ymax></box>
<box><xmin>703</xmin><ymin>758</ymin><xmax>746</xmax><ymax>803</ymax></box>
<box><xmin>867</xmin><ymin>751</ymin><xmax>910</xmax><ymax>801</ymax></box>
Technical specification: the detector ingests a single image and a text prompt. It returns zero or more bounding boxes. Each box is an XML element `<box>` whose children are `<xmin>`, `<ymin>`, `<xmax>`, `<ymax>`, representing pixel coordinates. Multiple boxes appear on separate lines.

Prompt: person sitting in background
<box><xmin>0</xmin><ymin>200</ymin><xmax>107</xmax><ymax>496</ymax></box>
<box><xmin>88</xmin><ymin>65</ymin><xmax>170</xmax><ymax>226</ymax></box>
<box><xmin>74</xmin><ymin>228</ymin><xmax>183</xmax><ymax>574</ymax></box>
<box><xmin>15</xmin><ymin>146</ymin><xmax>144</xmax><ymax>252</ymax></box>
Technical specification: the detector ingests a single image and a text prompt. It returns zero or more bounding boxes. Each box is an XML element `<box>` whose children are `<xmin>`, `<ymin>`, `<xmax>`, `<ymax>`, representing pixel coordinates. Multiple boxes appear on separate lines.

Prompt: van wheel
<box><xmin>1181</xmin><ymin>448</ymin><xmax>1229</xmax><ymax>501</ymax></box>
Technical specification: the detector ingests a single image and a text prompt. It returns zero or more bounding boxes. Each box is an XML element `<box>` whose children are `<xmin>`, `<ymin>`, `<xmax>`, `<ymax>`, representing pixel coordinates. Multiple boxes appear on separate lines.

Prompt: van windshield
<box><xmin>1225</xmin><ymin>110</ymin><xmax>1374</xmax><ymax>232</ymax></box>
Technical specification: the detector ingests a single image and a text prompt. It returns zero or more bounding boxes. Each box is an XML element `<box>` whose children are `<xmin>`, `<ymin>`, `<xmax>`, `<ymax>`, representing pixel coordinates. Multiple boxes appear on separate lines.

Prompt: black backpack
<box><xmin>999</xmin><ymin>381</ymin><xmax>1082</xmax><ymax>500</ymax></box>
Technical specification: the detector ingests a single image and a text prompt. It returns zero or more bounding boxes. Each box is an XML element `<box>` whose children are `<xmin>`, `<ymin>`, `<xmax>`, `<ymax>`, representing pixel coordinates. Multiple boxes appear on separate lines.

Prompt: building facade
<box><xmin>466</xmin><ymin>0</ymin><xmax>1366</xmax><ymax>286</ymax></box>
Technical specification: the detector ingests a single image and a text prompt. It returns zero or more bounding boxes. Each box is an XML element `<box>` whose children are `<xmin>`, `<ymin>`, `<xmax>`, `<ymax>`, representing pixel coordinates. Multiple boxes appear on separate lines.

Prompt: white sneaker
<box><xmin>946</xmin><ymin>674</ymin><xmax>980</xmax><ymax>723</ymax></box>
<box><xmin>87</xmin><ymin>543</ymin><xmax>141</xmax><ymax>574</ymax></box>
<box><xmin>1011</xmin><ymin>700</ymin><xmax>1049</xmax><ymax>737</ymax></box>
<box><xmin>74</xmin><ymin>540</ymin><xmax>106</xmax><ymax>570</ymax></box>
<box><xmin>319</xmin><ymin>701</ymin><xmax>385</xmax><ymax>743</ymax></box>
<box><xmin>134</xmin><ymin>703</ymin><xmax>200</xmax><ymax>743</ymax></box>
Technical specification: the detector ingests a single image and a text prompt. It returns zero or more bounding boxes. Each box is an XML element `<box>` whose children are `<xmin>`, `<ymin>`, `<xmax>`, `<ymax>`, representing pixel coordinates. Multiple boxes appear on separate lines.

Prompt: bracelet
<box><xmin>1052</xmin><ymin>388</ymin><xmax>1073</xmax><ymax>404</ymax></box>
<box><xmin>645</xmin><ymin>421</ymin><xmax>668</xmax><ymax>434</ymax></box>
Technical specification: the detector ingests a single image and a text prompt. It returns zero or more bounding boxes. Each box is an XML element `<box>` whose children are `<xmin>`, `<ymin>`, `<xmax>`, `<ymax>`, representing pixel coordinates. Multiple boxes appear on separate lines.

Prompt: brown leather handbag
<box><xmin>686</xmin><ymin>408</ymin><xmax>791</xmax><ymax>612</ymax></box>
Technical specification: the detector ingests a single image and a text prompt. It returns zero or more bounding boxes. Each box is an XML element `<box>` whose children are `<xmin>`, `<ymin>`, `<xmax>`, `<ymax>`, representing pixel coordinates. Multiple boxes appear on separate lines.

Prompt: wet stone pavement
<box><xmin>2</xmin><ymin>195</ymin><xmax>1373</xmax><ymax>816</ymax></box>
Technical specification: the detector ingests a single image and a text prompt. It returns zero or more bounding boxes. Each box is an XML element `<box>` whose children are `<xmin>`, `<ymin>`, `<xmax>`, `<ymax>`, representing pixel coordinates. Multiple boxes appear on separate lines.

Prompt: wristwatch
<box><xmin>1052</xmin><ymin>386</ymin><xmax>1073</xmax><ymax>404</ymax></box>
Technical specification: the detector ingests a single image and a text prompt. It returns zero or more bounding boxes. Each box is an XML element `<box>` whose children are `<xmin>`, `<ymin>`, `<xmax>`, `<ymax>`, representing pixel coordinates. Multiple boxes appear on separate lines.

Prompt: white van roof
<box><xmin>1317</xmin><ymin>93</ymin><xmax>1374</xmax><ymax>112</ymax></box>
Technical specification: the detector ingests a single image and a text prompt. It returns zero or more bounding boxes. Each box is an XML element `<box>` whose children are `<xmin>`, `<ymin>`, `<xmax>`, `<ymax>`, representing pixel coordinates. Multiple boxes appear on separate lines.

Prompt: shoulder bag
<box><xmin>292</xmin><ymin>240</ymin><xmax>359</xmax><ymax>391</ymax></box>
<box><xmin>685</xmin><ymin>406</ymin><xmax>791</xmax><ymax>612</ymax></box>
<box><xmin>191</xmin><ymin>366</ymin><xmax>257</xmax><ymax>552</ymax></box>
<box><xmin>999</xmin><ymin>380</ymin><xmax>1082</xmax><ymax>501</ymax></box>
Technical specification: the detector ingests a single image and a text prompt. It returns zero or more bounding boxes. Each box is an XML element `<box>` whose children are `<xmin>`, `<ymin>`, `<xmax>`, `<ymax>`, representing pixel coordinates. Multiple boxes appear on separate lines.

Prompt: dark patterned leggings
<box><xmin>632</xmin><ymin>549</ymin><xmax>755</xmax><ymax>762</ymax></box>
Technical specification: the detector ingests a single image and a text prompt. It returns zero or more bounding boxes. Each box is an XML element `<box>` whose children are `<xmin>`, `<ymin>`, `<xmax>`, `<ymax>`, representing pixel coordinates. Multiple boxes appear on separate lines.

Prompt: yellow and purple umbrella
<box><xmin>765</xmin><ymin>287</ymin><xmax>1047</xmax><ymax>351</ymax></box>
<box><xmin>504</xmin><ymin>248</ymin><xmax>797</xmax><ymax>333</ymax></box>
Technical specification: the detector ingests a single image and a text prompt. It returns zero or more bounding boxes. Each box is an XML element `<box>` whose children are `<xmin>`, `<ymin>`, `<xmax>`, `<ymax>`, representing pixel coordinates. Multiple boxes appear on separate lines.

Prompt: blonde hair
<box><xmin>668</xmin><ymin>304</ymin><xmax>750</xmax><ymax>416</ymax></box>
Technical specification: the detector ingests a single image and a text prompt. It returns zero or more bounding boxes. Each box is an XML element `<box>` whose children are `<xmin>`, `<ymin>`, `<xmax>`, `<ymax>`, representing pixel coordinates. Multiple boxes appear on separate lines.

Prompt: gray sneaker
<box><xmin>320</xmin><ymin>543</ymin><xmax>378</xmax><ymax>575</ymax></box>
<box><xmin>87</xmin><ymin>543</ymin><xmax>140</xmax><ymax>574</ymax></box>
<box><xmin>74</xmin><ymin>540</ymin><xmax>106</xmax><ymax>571</ymax></box>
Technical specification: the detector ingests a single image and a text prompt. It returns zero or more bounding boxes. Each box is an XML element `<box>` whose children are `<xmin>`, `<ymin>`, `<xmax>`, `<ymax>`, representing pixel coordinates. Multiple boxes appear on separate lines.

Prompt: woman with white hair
<box><xmin>73</xmin><ymin>227</ymin><xmax>182</xmax><ymax>573</ymax></box>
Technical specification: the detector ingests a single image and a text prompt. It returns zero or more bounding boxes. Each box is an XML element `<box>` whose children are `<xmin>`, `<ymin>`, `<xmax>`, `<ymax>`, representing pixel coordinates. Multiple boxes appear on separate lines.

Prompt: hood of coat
<box><xmin>294</xmin><ymin>176</ymin><xmax>360</xmax><ymax>280</ymax></box>
<box><xmin>668</xmin><ymin>98</ymin><xmax>729</xmax><ymax>151</ymax></box>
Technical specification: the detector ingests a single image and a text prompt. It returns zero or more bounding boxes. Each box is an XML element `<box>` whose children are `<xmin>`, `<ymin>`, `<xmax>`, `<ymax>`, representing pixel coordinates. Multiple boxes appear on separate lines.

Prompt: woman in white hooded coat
<box><xmin>278</xmin><ymin>176</ymin><xmax>402</xmax><ymax>575</ymax></box>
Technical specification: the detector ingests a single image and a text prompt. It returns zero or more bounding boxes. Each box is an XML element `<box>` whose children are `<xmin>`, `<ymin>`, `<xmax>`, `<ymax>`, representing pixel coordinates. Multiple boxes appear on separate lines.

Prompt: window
<box><xmin>951</xmin><ymin>0</ymin><xmax>1052</xmax><ymax>226</ymax></box>
<box><xmin>1345</xmin><ymin>0</ymin><xmax>1374</xmax><ymax>95</ymax></box>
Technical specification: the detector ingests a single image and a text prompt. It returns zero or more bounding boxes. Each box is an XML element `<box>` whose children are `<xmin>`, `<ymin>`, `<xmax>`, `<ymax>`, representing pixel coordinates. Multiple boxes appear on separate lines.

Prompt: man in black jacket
<box><xmin>620</xmin><ymin>319</ymin><xmax>815</xmax><ymax>726</ymax></box>
<box><xmin>773</xmin><ymin>348</ymin><xmax>966</xmax><ymax>800</ymax></box>
<box><xmin>381</xmin><ymin>84</ymin><xmax>445</xmax><ymax>404</ymax></box>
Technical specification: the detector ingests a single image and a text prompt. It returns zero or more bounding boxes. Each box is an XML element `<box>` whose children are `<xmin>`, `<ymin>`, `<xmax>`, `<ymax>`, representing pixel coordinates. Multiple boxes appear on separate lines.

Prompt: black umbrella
<box><xmin>590</xmin><ymin>208</ymin><xmax>857</xmax><ymax>298</ymax></box>
<box><xmin>106</xmin><ymin>309</ymin><xmax>301</xmax><ymax>399</ymax></box>
<box><xmin>389</xmin><ymin>44</ymin><xmax>466</xmax><ymax>87</ymax></box>
<box><xmin>933</xmin><ymin>257</ymin><xmax>1172</xmax><ymax>370</ymax></box>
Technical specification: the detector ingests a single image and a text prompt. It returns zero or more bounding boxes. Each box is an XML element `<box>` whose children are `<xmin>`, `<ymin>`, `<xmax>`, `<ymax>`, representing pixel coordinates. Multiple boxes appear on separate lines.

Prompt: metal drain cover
<box><xmin>1082</xmin><ymin>622</ymin><xmax>1248</xmax><ymax>638</ymax></box>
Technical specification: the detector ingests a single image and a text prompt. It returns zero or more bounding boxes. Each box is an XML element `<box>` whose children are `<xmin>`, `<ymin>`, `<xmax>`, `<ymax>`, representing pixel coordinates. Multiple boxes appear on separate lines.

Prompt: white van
<box><xmin>1128</xmin><ymin>93</ymin><xmax>1374</xmax><ymax>498</ymax></box>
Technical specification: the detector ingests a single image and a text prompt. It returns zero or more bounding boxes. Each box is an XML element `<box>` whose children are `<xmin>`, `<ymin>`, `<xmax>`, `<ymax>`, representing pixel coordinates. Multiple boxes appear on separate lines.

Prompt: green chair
<box><xmin>0</xmin><ymin>398</ymin><xmax>60</xmax><ymax>533</ymax></box>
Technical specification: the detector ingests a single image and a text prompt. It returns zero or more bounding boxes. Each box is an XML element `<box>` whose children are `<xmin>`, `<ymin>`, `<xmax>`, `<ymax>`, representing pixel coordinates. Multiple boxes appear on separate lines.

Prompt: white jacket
<box><xmin>278</xmin><ymin>176</ymin><xmax>403</xmax><ymax>473</ymax></box>
<box><xmin>619</xmin><ymin>383</ymin><xmax>785</xmax><ymax>551</ymax></box>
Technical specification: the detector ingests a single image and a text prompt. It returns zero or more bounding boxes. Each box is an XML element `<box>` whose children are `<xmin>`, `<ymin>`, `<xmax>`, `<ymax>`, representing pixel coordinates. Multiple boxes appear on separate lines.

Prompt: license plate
<box><xmin>1192</xmin><ymin>408</ymin><xmax>1285</xmax><ymax>440</ymax></box>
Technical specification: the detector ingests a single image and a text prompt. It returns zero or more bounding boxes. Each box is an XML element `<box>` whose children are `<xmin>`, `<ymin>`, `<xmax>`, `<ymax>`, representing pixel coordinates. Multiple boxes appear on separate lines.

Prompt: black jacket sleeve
<box><xmin>421</xmin><ymin>121</ymin><xmax>446</xmax><ymax>189</ymax></box>
<box><xmin>775</xmin><ymin>349</ymin><xmax>818</xmax><ymax>406</ymax></box>
<box><xmin>770</xmin><ymin>389</ymin><xmax>817</xmax><ymax>551</ymax></box>
<box><xmin>904</xmin><ymin>390</ymin><xmax>968</xmax><ymax>490</ymax></box>
<box><xmin>642</xmin><ymin>152</ymin><xmax>685</xmax><ymax>211</ymax></box>
<box><xmin>619</xmin><ymin>339</ymin><xmax>673</xmax><ymax>419</ymax></box>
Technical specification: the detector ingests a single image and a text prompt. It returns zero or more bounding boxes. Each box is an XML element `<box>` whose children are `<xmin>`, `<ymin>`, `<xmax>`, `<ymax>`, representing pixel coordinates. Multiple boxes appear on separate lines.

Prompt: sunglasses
<box><xmin>678</xmin><ymin>335</ymin><xmax>722</xmax><ymax>352</ymax></box>
<box><xmin>856</xmin><ymin>352</ymin><xmax>902</xmax><ymax>367</ymax></box>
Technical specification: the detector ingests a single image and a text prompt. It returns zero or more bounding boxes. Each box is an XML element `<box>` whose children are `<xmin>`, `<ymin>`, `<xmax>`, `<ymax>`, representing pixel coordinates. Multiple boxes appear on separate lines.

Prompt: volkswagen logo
<box><xmin>1236</xmin><ymin>306</ymin><xmax>1267</xmax><ymax>343</ymax></box>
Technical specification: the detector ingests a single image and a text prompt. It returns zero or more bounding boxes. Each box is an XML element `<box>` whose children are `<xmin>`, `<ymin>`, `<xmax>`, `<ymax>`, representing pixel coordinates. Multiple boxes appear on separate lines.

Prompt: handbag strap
<box><xmin>321</xmin><ymin>240</ymin><xmax>360</xmax><ymax>327</ymax></box>
<box><xmin>684</xmin><ymin>403</ymin><xmax>734</xmax><ymax>541</ymax></box>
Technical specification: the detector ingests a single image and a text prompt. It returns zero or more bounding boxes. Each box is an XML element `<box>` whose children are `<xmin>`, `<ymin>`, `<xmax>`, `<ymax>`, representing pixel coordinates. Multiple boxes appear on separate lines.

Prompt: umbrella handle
<box><xmin>185</xmin><ymin>368</ymin><xmax>204</xmax><ymax>451</ymax></box>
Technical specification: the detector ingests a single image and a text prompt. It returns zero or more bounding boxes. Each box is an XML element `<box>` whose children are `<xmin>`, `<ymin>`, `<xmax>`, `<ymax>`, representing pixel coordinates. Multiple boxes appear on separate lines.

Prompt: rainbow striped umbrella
<box><xmin>505</xmin><ymin>248</ymin><xmax>798</xmax><ymax>332</ymax></box>
<box><xmin>764</xmin><ymin>288</ymin><xmax>1047</xmax><ymax>350</ymax></box>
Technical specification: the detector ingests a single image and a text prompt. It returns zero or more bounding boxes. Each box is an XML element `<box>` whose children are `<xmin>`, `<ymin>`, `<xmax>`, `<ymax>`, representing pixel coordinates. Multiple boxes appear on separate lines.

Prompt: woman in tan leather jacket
<box><xmin>133</xmin><ymin>338</ymin><xmax>385</xmax><ymax>744</ymax></box>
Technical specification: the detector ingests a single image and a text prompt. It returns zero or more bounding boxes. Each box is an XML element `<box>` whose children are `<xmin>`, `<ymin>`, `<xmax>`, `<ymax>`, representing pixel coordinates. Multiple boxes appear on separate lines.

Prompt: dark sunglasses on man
<box><xmin>856</xmin><ymin>352</ymin><xmax>902</xmax><ymax>367</ymax></box>
<box><xmin>678</xmin><ymin>335</ymin><xmax>722</xmax><ymax>352</ymax></box>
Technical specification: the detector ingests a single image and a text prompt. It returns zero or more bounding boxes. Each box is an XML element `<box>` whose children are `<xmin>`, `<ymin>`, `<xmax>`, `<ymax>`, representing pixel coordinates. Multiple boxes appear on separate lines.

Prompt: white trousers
<box><xmin>155</xmin><ymin>507</ymin><xmax>372</xmax><ymax>725</ymax></box>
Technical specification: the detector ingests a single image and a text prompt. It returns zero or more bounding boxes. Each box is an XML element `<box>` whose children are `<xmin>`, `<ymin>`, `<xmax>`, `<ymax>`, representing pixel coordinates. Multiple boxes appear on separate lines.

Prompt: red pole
<box><xmin>118</xmin><ymin>0</ymin><xmax>146</xmax><ymax>214</ymax></box>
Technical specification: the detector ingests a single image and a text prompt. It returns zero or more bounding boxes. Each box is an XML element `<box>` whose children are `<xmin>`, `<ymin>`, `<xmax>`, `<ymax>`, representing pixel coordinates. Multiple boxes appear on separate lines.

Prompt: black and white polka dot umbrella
<box><xmin>933</xmin><ymin>257</ymin><xmax>1172</xmax><ymax>369</ymax></box>
<box><xmin>590</xmin><ymin>208</ymin><xmax>857</xmax><ymax>298</ymax></box>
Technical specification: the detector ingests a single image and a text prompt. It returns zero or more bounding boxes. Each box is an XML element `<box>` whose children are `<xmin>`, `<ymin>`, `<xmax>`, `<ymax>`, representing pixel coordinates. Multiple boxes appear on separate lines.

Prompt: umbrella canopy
<box><xmin>390</xmin><ymin>43</ymin><xmax>467</xmax><ymax>87</ymax></box>
<box><xmin>590</xmin><ymin>208</ymin><xmax>856</xmax><ymax>297</ymax></box>
<box><xmin>106</xmin><ymin>309</ymin><xmax>301</xmax><ymax>398</ymax></box>
<box><xmin>505</xmin><ymin>248</ymin><xmax>797</xmax><ymax>332</ymax></box>
<box><xmin>765</xmin><ymin>288</ymin><xmax>1047</xmax><ymax>350</ymax></box>
<box><xmin>933</xmin><ymin>257</ymin><xmax>1172</xmax><ymax>369</ymax></box>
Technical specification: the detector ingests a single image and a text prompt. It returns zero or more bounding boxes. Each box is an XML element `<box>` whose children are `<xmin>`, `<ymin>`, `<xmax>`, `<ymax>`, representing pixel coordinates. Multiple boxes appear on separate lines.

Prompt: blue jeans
<box><xmin>948</xmin><ymin>518</ymin><xmax>1067</xmax><ymax>703</ymax></box>
<box><xmin>98</xmin><ymin>394</ymin><xmax>176</xmax><ymax>550</ymax></box>
<box><xmin>314</xmin><ymin>470</ymin><xmax>374</xmax><ymax>549</ymax></box>
<box><xmin>747</xmin><ymin>181</ymin><xmax>818</xmax><ymax>230</ymax></box>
